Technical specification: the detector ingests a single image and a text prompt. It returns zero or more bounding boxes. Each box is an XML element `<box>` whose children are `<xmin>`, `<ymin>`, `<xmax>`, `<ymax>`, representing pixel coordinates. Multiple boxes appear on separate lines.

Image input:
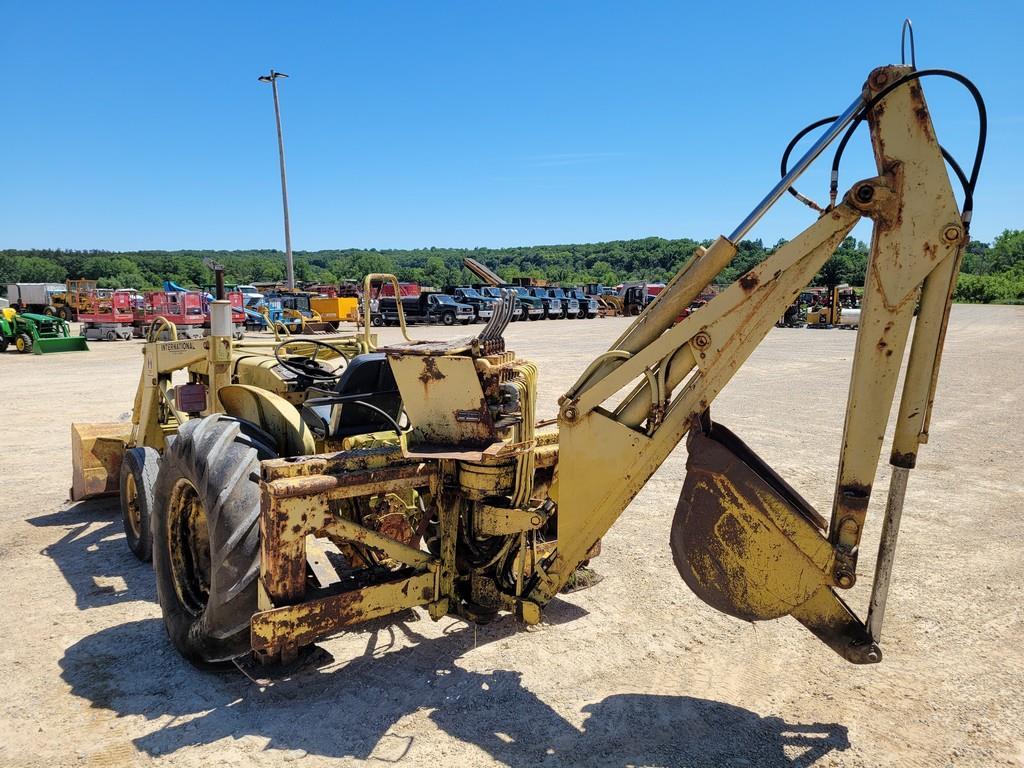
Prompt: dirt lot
<box><xmin>0</xmin><ymin>304</ymin><xmax>1021</xmax><ymax>768</ymax></box>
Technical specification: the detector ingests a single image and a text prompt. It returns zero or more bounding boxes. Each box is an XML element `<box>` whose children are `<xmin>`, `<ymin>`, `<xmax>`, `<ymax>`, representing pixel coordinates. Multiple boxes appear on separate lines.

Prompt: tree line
<box><xmin>2</xmin><ymin>229</ymin><xmax>1022</xmax><ymax>303</ymax></box>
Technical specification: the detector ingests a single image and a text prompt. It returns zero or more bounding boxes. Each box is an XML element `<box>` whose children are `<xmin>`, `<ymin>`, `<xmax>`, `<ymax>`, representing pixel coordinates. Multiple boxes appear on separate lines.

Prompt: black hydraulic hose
<box><xmin>781</xmin><ymin>70</ymin><xmax>985</xmax><ymax>231</ymax></box>
<box><xmin>829</xmin><ymin>69</ymin><xmax>986</xmax><ymax>225</ymax></box>
<box><xmin>780</xmin><ymin>115</ymin><xmax>839</xmax><ymax>211</ymax></box>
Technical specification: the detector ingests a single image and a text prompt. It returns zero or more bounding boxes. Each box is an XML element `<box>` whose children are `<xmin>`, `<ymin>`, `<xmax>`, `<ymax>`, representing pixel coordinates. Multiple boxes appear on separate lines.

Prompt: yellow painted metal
<box><xmin>387</xmin><ymin>352</ymin><xmax>497</xmax><ymax>454</ymax></box>
<box><xmin>828</xmin><ymin>66</ymin><xmax>965</xmax><ymax>580</ymax></box>
<box><xmin>310</xmin><ymin>296</ymin><xmax>358</xmax><ymax>325</ymax></box>
<box><xmin>362</xmin><ymin>273</ymin><xmax>412</xmax><ymax>350</ymax></box>
<box><xmin>218</xmin><ymin>384</ymin><xmax>317</xmax><ymax>456</ymax></box>
<box><xmin>86</xmin><ymin>64</ymin><xmax>969</xmax><ymax>665</ymax></box>
<box><xmin>474</xmin><ymin>503</ymin><xmax>545</xmax><ymax>535</ymax></box>
<box><xmin>71</xmin><ymin>319</ymin><xmax>368</xmax><ymax>497</ymax></box>
<box><xmin>70</xmin><ymin>422</ymin><xmax>131</xmax><ymax>500</ymax></box>
<box><xmin>251</xmin><ymin>571</ymin><xmax>437</xmax><ymax>655</ymax></box>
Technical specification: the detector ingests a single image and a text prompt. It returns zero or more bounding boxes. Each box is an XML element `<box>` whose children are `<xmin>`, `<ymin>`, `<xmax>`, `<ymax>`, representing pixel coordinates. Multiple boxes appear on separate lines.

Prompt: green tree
<box><xmin>987</xmin><ymin>229</ymin><xmax>1024</xmax><ymax>274</ymax></box>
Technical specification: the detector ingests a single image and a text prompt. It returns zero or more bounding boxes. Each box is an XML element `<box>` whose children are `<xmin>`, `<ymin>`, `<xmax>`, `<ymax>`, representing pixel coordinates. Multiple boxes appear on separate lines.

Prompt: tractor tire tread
<box><xmin>119</xmin><ymin>446</ymin><xmax>160</xmax><ymax>561</ymax></box>
<box><xmin>152</xmin><ymin>414</ymin><xmax>277</xmax><ymax>665</ymax></box>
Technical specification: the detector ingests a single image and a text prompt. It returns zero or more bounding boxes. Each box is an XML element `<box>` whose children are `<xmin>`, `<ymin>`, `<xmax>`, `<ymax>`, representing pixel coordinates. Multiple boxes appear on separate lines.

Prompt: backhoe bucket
<box><xmin>70</xmin><ymin>422</ymin><xmax>130</xmax><ymax>500</ymax></box>
<box><xmin>33</xmin><ymin>336</ymin><xmax>89</xmax><ymax>354</ymax></box>
<box><xmin>670</xmin><ymin>422</ymin><xmax>880</xmax><ymax>663</ymax></box>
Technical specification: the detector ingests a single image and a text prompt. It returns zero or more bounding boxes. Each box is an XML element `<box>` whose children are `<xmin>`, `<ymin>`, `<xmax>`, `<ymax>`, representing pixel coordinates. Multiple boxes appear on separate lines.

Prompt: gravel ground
<box><xmin>0</xmin><ymin>304</ymin><xmax>1021</xmax><ymax>768</ymax></box>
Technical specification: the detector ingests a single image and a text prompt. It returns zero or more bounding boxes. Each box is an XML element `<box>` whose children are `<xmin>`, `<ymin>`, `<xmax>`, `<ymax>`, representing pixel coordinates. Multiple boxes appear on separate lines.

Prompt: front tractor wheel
<box><xmin>120</xmin><ymin>446</ymin><xmax>160</xmax><ymax>561</ymax></box>
<box><xmin>15</xmin><ymin>333</ymin><xmax>33</xmax><ymax>353</ymax></box>
<box><xmin>152</xmin><ymin>415</ymin><xmax>277</xmax><ymax>665</ymax></box>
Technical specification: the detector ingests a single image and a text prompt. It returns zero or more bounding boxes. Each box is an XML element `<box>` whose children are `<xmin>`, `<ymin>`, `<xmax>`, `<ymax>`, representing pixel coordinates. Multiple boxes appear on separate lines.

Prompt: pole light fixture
<box><xmin>259</xmin><ymin>69</ymin><xmax>295</xmax><ymax>290</ymax></box>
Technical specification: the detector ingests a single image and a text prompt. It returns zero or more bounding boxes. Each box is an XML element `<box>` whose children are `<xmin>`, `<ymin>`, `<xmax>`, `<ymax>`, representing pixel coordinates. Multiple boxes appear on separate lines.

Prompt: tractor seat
<box><xmin>300</xmin><ymin>353</ymin><xmax>404</xmax><ymax>440</ymax></box>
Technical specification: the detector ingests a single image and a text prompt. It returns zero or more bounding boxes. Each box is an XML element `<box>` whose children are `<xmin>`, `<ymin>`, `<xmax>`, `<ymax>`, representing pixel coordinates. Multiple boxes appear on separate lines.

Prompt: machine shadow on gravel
<box><xmin>60</xmin><ymin>614</ymin><xmax>849</xmax><ymax>767</ymax></box>
<box><xmin>29</xmin><ymin>499</ymin><xmax>156</xmax><ymax>609</ymax></box>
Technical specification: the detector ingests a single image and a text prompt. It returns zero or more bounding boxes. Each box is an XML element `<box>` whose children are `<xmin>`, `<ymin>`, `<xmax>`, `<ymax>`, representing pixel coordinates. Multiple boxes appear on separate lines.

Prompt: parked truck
<box><xmin>5</xmin><ymin>283</ymin><xmax>65</xmax><ymax>315</ymax></box>
<box><xmin>526</xmin><ymin>286</ymin><xmax>563</xmax><ymax>319</ymax></box>
<box><xmin>546</xmin><ymin>287</ymin><xmax>579</xmax><ymax>319</ymax></box>
<box><xmin>446</xmin><ymin>286</ymin><xmax>497</xmax><ymax>322</ymax></box>
<box><xmin>373</xmin><ymin>292</ymin><xmax>475</xmax><ymax>326</ymax></box>
<box><xmin>568</xmin><ymin>288</ymin><xmax>599</xmax><ymax>318</ymax></box>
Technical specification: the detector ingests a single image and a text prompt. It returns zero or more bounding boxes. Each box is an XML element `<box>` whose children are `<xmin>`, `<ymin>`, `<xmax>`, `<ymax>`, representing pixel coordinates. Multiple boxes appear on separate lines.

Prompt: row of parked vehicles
<box><xmin>3</xmin><ymin>275</ymin><xmax>669</xmax><ymax>340</ymax></box>
<box><xmin>4</xmin><ymin>280</ymin><xmax>249</xmax><ymax>341</ymax></box>
<box><xmin>2</xmin><ymin>280</ymin><xmax>365</xmax><ymax>341</ymax></box>
<box><xmin>369</xmin><ymin>284</ymin><xmax>608</xmax><ymax>327</ymax></box>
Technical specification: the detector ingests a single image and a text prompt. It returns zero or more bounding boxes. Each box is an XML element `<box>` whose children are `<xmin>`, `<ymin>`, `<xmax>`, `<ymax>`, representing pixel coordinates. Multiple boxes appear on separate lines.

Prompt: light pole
<box><xmin>258</xmin><ymin>69</ymin><xmax>294</xmax><ymax>290</ymax></box>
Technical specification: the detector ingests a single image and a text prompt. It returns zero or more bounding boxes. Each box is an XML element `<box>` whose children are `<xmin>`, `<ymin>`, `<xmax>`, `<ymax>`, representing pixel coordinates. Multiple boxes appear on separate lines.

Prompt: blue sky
<box><xmin>2</xmin><ymin>1</ymin><xmax>1020</xmax><ymax>251</ymax></box>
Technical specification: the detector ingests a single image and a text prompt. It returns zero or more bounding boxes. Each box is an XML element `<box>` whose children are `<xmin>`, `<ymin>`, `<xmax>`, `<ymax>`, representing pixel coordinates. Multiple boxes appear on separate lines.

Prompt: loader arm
<box><xmin>528</xmin><ymin>66</ymin><xmax>969</xmax><ymax>663</ymax></box>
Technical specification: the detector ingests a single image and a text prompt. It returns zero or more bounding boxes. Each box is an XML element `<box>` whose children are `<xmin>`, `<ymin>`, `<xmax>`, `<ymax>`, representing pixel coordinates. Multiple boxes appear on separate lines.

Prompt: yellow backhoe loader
<box><xmin>72</xmin><ymin>57</ymin><xmax>984</xmax><ymax>669</ymax></box>
<box><xmin>71</xmin><ymin>296</ymin><xmax>371</xmax><ymax>561</ymax></box>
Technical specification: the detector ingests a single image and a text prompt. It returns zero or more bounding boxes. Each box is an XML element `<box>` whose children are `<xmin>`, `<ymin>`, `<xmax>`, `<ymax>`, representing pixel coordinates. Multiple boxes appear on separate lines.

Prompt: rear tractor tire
<box><xmin>120</xmin><ymin>446</ymin><xmax>160</xmax><ymax>561</ymax></box>
<box><xmin>152</xmin><ymin>415</ymin><xmax>278</xmax><ymax>665</ymax></box>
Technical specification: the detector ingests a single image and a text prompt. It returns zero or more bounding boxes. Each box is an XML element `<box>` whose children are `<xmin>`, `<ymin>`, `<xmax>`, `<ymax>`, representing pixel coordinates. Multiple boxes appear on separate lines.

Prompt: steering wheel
<box><xmin>273</xmin><ymin>339</ymin><xmax>350</xmax><ymax>381</ymax></box>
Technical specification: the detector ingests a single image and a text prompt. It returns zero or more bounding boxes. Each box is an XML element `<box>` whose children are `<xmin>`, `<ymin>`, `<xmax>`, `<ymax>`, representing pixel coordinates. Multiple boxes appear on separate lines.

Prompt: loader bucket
<box><xmin>33</xmin><ymin>336</ymin><xmax>89</xmax><ymax>354</ymax></box>
<box><xmin>70</xmin><ymin>422</ymin><xmax>130</xmax><ymax>500</ymax></box>
<box><xmin>301</xmin><ymin>321</ymin><xmax>336</xmax><ymax>334</ymax></box>
<box><xmin>670</xmin><ymin>422</ymin><xmax>880</xmax><ymax>663</ymax></box>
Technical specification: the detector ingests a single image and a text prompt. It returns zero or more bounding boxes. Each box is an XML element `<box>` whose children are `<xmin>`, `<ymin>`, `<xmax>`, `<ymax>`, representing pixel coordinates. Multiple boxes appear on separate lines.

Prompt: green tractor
<box><xmin>0</xmin><ymin>307</ymin><xmax>89</xmax><ymax>354</ymax></box>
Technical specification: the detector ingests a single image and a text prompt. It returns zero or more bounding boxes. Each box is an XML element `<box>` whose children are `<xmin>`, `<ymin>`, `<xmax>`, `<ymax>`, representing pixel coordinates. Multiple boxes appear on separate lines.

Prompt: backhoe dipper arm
<box><xmin>529</xmin><ymin>66</ymin><xmax>967</xmax><ymax>663</ymax></box>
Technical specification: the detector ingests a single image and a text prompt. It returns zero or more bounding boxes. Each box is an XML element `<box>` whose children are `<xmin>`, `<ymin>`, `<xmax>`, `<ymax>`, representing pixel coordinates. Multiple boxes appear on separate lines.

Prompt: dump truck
<box><xmin>546</xmin><ymin>287</ymin><xmax>579</xmax><ymax>319</ymax></box>
<box><xmin>0</xmin><ymin>308</ymin><xmax>89</xmax><ymax>354</ymax></box>
<box><xmin>73</xmin><ymin>57</ymin><xmax>982</xmax><ymax>672</ymax></box>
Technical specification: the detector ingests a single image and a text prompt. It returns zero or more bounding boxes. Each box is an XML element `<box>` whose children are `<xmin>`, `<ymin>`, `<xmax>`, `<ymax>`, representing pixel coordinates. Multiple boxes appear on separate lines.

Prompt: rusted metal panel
<box><xmin>250</xmin><ymin>571</ymin><xmax>436</xmax><ymax>654</ymax></box>
<box><xmin>260</xmin><ymin>443</ymin><xmax>411</xmax><ymax>482</ymax></box>
<box><xmin>265</xmin><ymin>462</ymin><xmax>435</xmax><ymax>500</ymax></box>
<box><xmin>387</xmin><ymin>353</ymin><xmax>499</xmax><ymax>453</ymax></box>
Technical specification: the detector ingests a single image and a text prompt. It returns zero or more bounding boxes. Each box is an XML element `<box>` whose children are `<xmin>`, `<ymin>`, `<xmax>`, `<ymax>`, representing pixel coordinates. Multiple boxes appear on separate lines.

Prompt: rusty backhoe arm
<box><xmin>158</xmin><ymin>62</ymin><xmax>980</xmax><ymax>669</ymax></box>
<box><xmin>528</xmin><ymin>65</ymin><xmax>971</xmax><ymax>663</ymax></box>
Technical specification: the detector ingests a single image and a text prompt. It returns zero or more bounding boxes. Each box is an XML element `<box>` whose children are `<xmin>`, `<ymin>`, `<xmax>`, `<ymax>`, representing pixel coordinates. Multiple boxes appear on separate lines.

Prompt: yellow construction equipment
<box><xmin>806</xmin><ymin>283</ymin><xmax>861</xmax><ymax>327</ymax></box>
<box><xmin>310</xmin><ymin>295</ymin><xmax>360</xmax><ymax>329</ymax></box>
<box><xmin>72</xmin><ymin>59</ymin><xmax>984</xmax><ymax>669</ymax></box>
<box><xmin>71</xmin><ymin>298</ymin><xmax>370</xmax><ymax>561</ymax></box>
